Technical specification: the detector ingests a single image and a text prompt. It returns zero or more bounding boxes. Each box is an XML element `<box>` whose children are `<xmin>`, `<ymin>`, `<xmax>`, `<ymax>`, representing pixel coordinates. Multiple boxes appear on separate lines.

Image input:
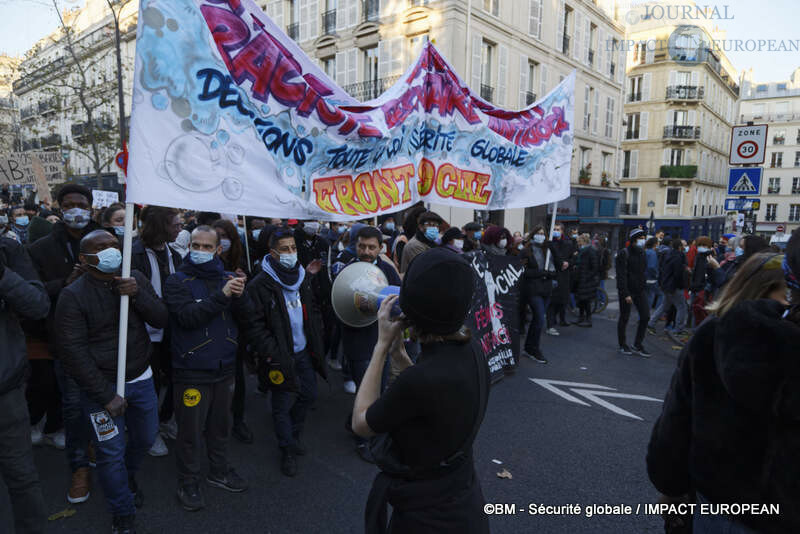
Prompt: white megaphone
<box><xmin>331</xmin><ymin>262</ymin><xmax>401</xmax><ymax>327</ymax></box>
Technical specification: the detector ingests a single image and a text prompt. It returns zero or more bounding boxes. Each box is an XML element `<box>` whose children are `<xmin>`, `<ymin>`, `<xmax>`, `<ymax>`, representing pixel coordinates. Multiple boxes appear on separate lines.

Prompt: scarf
<box><xmin>262</xmin><ymin>254</ymin><xmax>307</xmax><ymax>353</ymax></box>
<box><xmin>262</xmin><ymin>254</ymin><xmax>303</xmax><ymax>288</ymax></box>
<box><xmin>180</xmin><ymin>255</ymin><xmax>225</xmax><ymax>280</ymax></box>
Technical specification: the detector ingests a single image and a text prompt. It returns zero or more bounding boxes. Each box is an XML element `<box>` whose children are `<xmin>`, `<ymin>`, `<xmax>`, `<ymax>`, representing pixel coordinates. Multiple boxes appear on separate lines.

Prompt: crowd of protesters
<box><xmin>1</xmin><ymin>183</ymin><xmax>799</xmax><ymax>533</ymax></box>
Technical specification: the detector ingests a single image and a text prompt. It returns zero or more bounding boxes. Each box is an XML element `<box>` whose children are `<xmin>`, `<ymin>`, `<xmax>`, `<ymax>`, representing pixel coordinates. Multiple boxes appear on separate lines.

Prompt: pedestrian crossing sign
<box><xmin>727</xmin><ymin>168</ymin><xmax>762</xmax><ymax>195</ymax></box>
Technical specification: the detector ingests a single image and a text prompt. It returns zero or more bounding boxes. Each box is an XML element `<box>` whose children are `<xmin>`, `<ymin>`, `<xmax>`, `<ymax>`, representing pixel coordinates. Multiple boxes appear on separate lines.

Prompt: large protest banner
<box><xmin>127</xmin><ymin>0</ymin><xmax>574</xmax><ymax>220</ymax></box>
<box><xmin>464</xmin><ymin>250</ymin><xmax>524</xmax><ymax>383</ymax></box>
<box><xmin>0</xmin><ymin>151</ymin><xmax>65</xmax><ymax>186</ymax></box>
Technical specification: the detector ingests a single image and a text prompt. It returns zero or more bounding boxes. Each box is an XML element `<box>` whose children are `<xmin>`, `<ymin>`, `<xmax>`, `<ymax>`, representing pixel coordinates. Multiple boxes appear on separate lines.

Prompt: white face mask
<box><xmin>453</xmin><ymin>239</ymin><xmax>464</xmax><ymax>250</ymax></box>
<box><xmin>636</xmin><ymin>239</ymin><xmax>646</xmax><ymax>248</ymax></box>
<box><xmin>498</xmin><ymin>238</ymin><xmax>508</xmax><ymax>248</ymax></box>
<box><xmin>533</xmin><ymin>234</ymin><xmax>546</xmax><ymax>244</ymax></box>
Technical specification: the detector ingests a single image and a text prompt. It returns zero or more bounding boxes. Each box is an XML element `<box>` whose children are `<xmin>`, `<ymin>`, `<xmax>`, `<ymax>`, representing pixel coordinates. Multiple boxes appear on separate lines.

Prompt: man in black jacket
<box><xmin>648</xmin><ymin>239</ymin><xmax>688</xmax><ymax>336</ymax></box>
<box><xmin>55</xmin><ymin>230</ymin><xmax>168</xmax><ymax>534</ymax></box>
<box><xmin>0</xmin><ymin>236</ymin><xmax>50</xmax><ymax>534</ymax></box>
<box><xmin>245</xmin><ymin>229</ymin><xmax>326</xmax><ymax>477</ymax></box>
<box><xmin>27</xmin><ymin>183</ymin><xmax>100</xmax><ymax>504</ymax></box>
<box><xmin>615</xmin><ymin>228</ymin><xmax>651</xmax><ymax>357</ymax></box>
<box><xmin>163</xmin><ymin>226</ymin><xmax>249</xmax><ymax>511</ymax></box>
<box><xmin>546</xmin><ymin>224</ymin><xmax>575</xmax><ymax>331</ymax></box>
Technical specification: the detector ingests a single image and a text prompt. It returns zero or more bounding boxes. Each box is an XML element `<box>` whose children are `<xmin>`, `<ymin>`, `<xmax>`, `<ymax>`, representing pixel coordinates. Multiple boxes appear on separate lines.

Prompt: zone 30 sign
<box><xmin>729</xmin><ymin>124</ymin><xmax>768</xmax><ymax>165</ymax></box>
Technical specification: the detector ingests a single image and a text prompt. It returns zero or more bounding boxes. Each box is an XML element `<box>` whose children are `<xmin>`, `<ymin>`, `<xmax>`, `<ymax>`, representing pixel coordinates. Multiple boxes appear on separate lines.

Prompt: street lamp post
<box><xmin>107</xmin><ymin>0</ymin><xmax>126</xmax><ymax>150</ymax></box>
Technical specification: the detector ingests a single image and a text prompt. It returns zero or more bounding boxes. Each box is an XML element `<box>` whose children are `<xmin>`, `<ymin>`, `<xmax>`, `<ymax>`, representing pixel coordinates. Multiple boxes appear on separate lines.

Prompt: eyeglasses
<box><xmin>754</xmin><ymin>253</ymin><xmax>784</xmax><ymax>272</ymax></box>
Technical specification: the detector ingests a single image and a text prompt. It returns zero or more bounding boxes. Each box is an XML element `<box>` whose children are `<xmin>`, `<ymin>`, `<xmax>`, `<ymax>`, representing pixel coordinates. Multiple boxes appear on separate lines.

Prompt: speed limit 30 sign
<box><xmin>729</xmin><ymin>124</ymin><xmax>768</xmax><ymax>165</ymax></box>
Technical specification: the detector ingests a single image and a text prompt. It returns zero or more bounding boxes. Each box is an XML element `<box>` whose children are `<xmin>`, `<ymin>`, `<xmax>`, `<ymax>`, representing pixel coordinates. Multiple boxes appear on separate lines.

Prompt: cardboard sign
<box><xmin>92</xmin><ymin>190</ymin><xmax>119</xmax><ymax>209</ymax></box>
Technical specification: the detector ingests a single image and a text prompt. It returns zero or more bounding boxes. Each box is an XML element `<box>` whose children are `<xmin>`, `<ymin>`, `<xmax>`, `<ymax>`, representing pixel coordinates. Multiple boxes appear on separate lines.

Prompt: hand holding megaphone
<box><xmin>376</xmin><ymin>294</ymin><xmax>405</xmax><ymax>346</ymax></box>
<box><xmin>331</xmin><ymin>262</ymin><xmax>403</xmax><ymax>327</ymax></box>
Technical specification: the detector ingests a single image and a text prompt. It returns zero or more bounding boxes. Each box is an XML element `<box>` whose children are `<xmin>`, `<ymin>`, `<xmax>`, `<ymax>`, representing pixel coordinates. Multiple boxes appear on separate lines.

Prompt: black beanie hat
<box><xmin>441</xmin><ymin>227</ymin><xmax>465</xmax><ymax>244</ymax></box>
<box><xmin>57</xmin><ymin>184</ymin><xmax>93</xmax><ymax>206</ymax></box>
<box><xmin>400</xmin><ymin>248</ymin><xmax>474</xmax><ymax>335</ymax></box>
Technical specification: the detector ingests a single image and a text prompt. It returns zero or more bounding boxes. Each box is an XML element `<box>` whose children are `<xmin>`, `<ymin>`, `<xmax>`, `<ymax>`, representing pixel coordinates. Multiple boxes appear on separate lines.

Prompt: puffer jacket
<box><xmin>615</xmin><ymin>245</ymin><xmax>647</xmax><ymax>298</ymax></box>
<box><xmin>244</xmin><ymin>269</ymin><xmax>326</xmax><ymax>391</ymax></box>
<box><xmin>55</xmin><ymin>270</ymin><xmax>168</xmax><ymax>406</ymax></box>
<box><xmin>574</xmin><ymin>246</ymin><xmax>600</xmax><ymax>302</ymax></box>
<box><xmin>647</xmin><ymin>299</ymin><xmax>800</xmax><ymax>534</ymax></box>
<box><xmin>0</xmin><ymin>237</ymin><xmax>50</xmax><ymax>394</ymax></box>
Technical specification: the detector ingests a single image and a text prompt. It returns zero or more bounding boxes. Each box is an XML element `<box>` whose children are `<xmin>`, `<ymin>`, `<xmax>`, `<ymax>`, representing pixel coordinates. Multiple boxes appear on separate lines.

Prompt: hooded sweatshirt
<box><xmin>262</xmin><ymin>255</ymin><xmax>307</xmax><ymax>353</ymax></box>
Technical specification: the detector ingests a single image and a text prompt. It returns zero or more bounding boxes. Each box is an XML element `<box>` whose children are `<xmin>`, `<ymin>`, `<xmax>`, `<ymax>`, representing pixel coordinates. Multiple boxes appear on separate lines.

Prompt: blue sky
<box><xmin>2</xmin><ymin>0</ymin><xmax>798</xmax><ymax>82</ymax></box>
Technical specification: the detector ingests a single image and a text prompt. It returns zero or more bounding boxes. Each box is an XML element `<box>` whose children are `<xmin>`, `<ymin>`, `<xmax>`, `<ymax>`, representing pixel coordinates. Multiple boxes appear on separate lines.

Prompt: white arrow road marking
<box><xmin>529</xmin><ymin>379</ymin><xmax>615</xmax><ymax>407</ymax></box>
<box><xmin>570</xmin><ymin>389</ymin><xmax>663</xmax><ymax>421</ymax></box>
<box><xmin>529</xmin><ymin>378</ymin><xmax>663</xmax><ymax>420</ymax></box>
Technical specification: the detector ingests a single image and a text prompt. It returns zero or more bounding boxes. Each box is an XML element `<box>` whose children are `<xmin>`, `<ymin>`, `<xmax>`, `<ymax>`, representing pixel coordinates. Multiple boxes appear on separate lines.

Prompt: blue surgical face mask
<box><xmin>86</xmin><ymin>247</ymin><xmax>122</xmax><ymax>273</ymax></box>
<box><xmin>734</xmin><ymin>246</ymin><xmax>744</xmax><ymax>257</ymax></box>
<box><xmin>112</xmin><ymin>225</ymin><xmax>125</xmax><ymax>236</ymax></box>
<box><xmin>533</xmin><ymin>234</ymin><xmax>546</xmax><ymax>244</ymax></box>
<box><xmin>220</xmin><ymin>238</ymin><xmax>231</xmax><ymax>252</ymax></box>
<box><xmin>252</xmin><ymin>228</ymin><xmax>262</xmax><ymax>240</ymax></box>
<box><xmin>385</xmin><ymin>222</ymin><xmax>395</xmax><ymax>231</ymax></box>
<box><xmin>338</xmin><ymin>225</ymin><xmax>346</xmax><ymax>234</ymax></box>
<box><xmin>190</xmin><ymin>250</ymin><xmax>214</xmax><ymax>264</ymax></box>
<box><xmin>279</xmin><ymin>252</ymin><xmax>297</xmax><ymax>269</ymax></box>
<box><xmin>684</xmin><ymin>246</ymin><xmax>690</xmax><ymax>253</ymax></box>
<box><xmin>552</xmin><ymin>230</ymin><xmax>561</xmax><ymax>239</ymax></box>
<box><xmin>0</xmin><ymin>215</ymin><xmax>7</xmax><ymax>225</ymax></box>
<box><xmin>697</xmin><ymin>246</ymin><xmax>709</xmax><ymax>254</ymax></box>
<box><xmin>14</xmin><ymin>215</ymin><xmax>29</xmax><ymax>227</ymax></box>
<box><xmin>474</xmin><ymin>231</ymin><xmax>482</xmax><ymax>240</ymax></box>
<box><xmin>424</xmin><ymin>226</ymin><xmax>439</xmax><ymax>241</ymax></box>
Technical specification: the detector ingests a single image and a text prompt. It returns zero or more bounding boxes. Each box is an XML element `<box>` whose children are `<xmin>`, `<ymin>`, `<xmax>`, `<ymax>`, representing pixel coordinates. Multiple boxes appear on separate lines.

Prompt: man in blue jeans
<box><xmin>245</xmin><ymin>229</ymin><xmax>326</xmax><ymax>477</ymax></box>
<box><xmin>55</xmin><ymin>230</ymin><xmax>168</xmax><ymax>534</ymax></box>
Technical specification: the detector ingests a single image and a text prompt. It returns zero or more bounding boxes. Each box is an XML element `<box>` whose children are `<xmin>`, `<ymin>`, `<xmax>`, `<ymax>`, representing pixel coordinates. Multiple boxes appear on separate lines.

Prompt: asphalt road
<box><xmin>1</xmin><ymin>297</ymin><xmax>683</xmax><ymax>534</ymax></box>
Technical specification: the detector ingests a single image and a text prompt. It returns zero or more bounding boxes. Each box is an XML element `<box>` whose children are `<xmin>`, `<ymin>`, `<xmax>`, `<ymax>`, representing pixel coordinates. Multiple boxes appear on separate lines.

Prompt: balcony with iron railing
<box><xmin>626</xmin><ymin>91</ymin><xmax>642</xmax><ymax>103</ymax></box>
<box><xmin>322</xmin><ymin>10</ymin><xmax>336</xmax><ymax>35</ymax></box>
<box><xmin>342</xmin><ymin>75</ymin><xmax>401</xmax><ymax>101</ymax></box>
<box><xmin>21</xmin><ymin>139</ymin><xmax>41</xmax><ymax>151</ymax></box>
<box><xmin>740</xmin><ymin>113</ymin><xmax>800</xmax><ymax>123</ymax></box>
<box><xmin>0</xmin><ymin>97</ymin><xmax>15</xmax><ymax>109</ymax></box>
<box><xmin>665</xmin><ymin>85</ymin><xmax>704</xmax><ymax>100</ymax></box>
<box><xmin>660</xmin><ymin>165</ymin><xmax>697</xmax><ymax>178</ymax></box>
<box><xmin>620</xmin><ymin>203</ymin><xmax>639</xmax><ymax>215</ymax></box>
<box><xmin>792</xmin><ymin>187</ymin><xmax>800</xmax><ymax>195</ymax></box>
<box><xmin>363</xmin><ymin>0</ymin><xmax>380</xmax><ymax>22</ymax></box>
<box><xmin>480</xmin><ymin>84</ymin><xmax>494</xmax><ymax>102</ymax></box>
<box><xmin>40</xmin><ymin>134</ymin><xmax>62</xmax><ymax>147</ymax></box>
<box><xmin>20</xmin><ymin>105</ymin><xmax>36</xmax><ymax>120</ymax></box>
<box><xmin>525</xmin><ymin>91</ymin><xmax>536</xmax><ymax>105</ymax></box>
<box><xmin>287</xmin><ymin>22</ymin><xmax>299</xmax><ymax>40</ymax></box>
<box><xmin>663</xmin><ymin>125</ymin><xmax>700</xmax><ymax>140</ymax></box>
<box><xmin>773</xmin><ymin>136</ymin><xmax>785</xmax><ymax>145</ymax></box>
<box><xmin>562</xmin><ymin>34</ymin><xmax>570</xmax><ymax>55</ymax></box>
<box><xmin>770</xmin><ymin>160</ymin><xmax>783</xmax><ymax>168</ymax></box>
<box><xmin>71</xmin><ymin>118</ymin><xmax>114</xmax><ymax>144</ymax></box>
<box><xmin>38</xmin><ymin>96</ymin><xmax>59</xmax><ymax>114</ymax></box>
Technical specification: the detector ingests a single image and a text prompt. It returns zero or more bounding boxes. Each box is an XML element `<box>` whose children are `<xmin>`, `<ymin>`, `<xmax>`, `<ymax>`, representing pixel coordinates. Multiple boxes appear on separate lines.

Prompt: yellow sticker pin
<box><xmin>183</xmin><ymin>388</ymin><xmax>201</xmax><ymax>407</ymax></box>
<box><xmin>268</xmin><ymin>370</ymin><xmax>285</xmax><ymax>385</ymax></box>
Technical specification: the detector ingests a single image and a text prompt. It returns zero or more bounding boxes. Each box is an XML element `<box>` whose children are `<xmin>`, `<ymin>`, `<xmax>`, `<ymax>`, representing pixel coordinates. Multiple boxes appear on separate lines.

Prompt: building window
<box><xmin>605</xmin><ymin>98</ymin><xmax>614</xmax><ymax>138</ymax></box>
<box><xmin>771</xmin><ymin>152</ymin><xmax>783</xmax><ymax>168</ymax></box>
<box><xmin>578</xmin><ymin>198</ymin><xmax>594</xmax><ymax>217</ymax></box>
<box><xmin>588</xmin><ymin>23</ymin><xmax>597</xmax><ymax>66</ymax></box>
<box><xmin>766</xmin><ymin>203</ymin><xmax>777</xmax><ymax>221</ymax></box>
<box><xmin>774</xmin><ymin>129</ymin><xmax>786</xmax><ymax>145</ymax></box>
<box><xmin>634</xmin><ymin>41</ymin><xmax>646</xmax><ymax>64</ymax></box>
<box><xmin>561</xmin><ymin>7</ymin><xmax>572</xmax><ymax>55</ymax></box>
<box><xmin>790</xmin><ymin>204</ymin><xmax>800</xmax><ymax>222</ymax></box>
<box><xmin>480</xmin><ymin>40</ymin><xmax>494</xmax><ymax>102</ymax></box>
<box><xmin>628</xmin><ymin>76</ymin><xmax>642</xmax><ymax>102</ymax></box>
<box><xmin>795</xmin><ymin>151</ymin><xmax>800</xmax><ymax>167</ymax></box>
<box><xmin>322</xmin><ymin>56</ymin><xmax>336</xmax><ymax>79</ymax></box>
<box><xmin>623</xmin><ymin>150</ymin><xmax>632</xmax><ymax>177</ymax></box>
<box><xmin>768</xmin><ymin>177</ymin><xmax>781</xmax><ymax>194</ymax></box>
<box><xmin>583</xmin><ymin>86</ymin><xmax>594</xmax><ymax>131</ymax></box>
<box><xmin>793</xmin><ymin>177</ymin><xmax>800</xmax><ymax>195</ymax></box>
<box><xmin>625</xmin><ymin>112</ymin><xmax>640</xmax><ymax>139</ymax></box>
<box><xmin>526</xmin><ymin>61</ymin><xmax>537</xmax><ymax>104</ymax></box>
<box><xmin>670</xmin><ymin>149</ymin><xmax>684</xmax><ymax>166</ymax></box>
<box><xmin>666</xmin><ymin>187</ymin><xmax>680</xmax><ymax>206</ymax></box>
<box><xmin>483</xmin><ymin>0</ymin><xmax>499</xmax><ymax>16</ymax></box>
<box><xmin>778</xmin><ymin>83</ymin><xmax>788</xmax><ymax>92</ymax></box>
<box><xmin>598</xmin><ymin>199</ymin><xmax>616</xmax><ymax>217</ymax></box>
<box><xmin>602</xmin><ymin>152</ymin><xmax>611</xmax><ymax>174</ymax></box>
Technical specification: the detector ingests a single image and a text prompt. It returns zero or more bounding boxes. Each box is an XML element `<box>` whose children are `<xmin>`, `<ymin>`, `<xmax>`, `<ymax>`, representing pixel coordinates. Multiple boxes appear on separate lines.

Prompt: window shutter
<box><xmin>631</xmin><ymin>150</ymin><xmax>639</xmax><ymax>178</ymax></box>
<box><xmin>583</xmin><ymin>85</ymin><xmax>590</xmax><ymax>130</ymax></box>
<box><xmin>639</xmin><ymin>111</ymin><xmax>648</xmax><ymax>140</ymax></box>
<box><xmin>596</xmin><ymin>29</ymin><xmax>604</xmax><ymax>73</ymax></box>
<box><xmin>308</xmin><ymin>0</ymin><xmax>318</xmax><ymax>40</ymax></box>
<box><xmin>691</xmin><ymin>71</ymin><xmax>698</xmax><ymax>86</ymax></box>
<box><xmin>688</xmin><ymin>109</ymin><xmax>696</xmax><ymax>127</ymax></box>
<box><xmin>584</xmin><ymin>18</ymin><xmax>591</xmax><ymax>66</ymax></box>
<box><xmin>540</xmin><ymin>64</ymin><xmax>548</xmax><ymax>97</ymax></box>
<box><xmin>378</xmin><ymin>40</ymin><xmax>388</xmax><ymax>79</ymax></box>
<box><xmin>555</xmin><ymin>0</ymin><xmax>565</xmax><ymax>50</ymax></box>
<box><xmin>645</xmin><ymin>44</ymin><xmax>654</xmax><ymax>64</ymax></box>
<box><xmin>518</xmin><ymin>55</ymin><xmax>529</xmax><ymax>108</ymax></box>
<box><xmin>268</xmin><ymin>0</ymin><xmax>284</xmax><ymax>31</ymax></box>
<box><xmin>347</xmin><ymin>48</ymin><xmax>357</xmax><ymax>85</ymax></box>
<box><xmin>664</xmin><ymin>148</ymin><xmax>670</xmax><ymax>165</ymax></box>
<box><xmin>668</xmin><ymin>71</ymin><xmax>676</xmax><ymax>87</ymax></box>
<box><xmin>348</xmin><ymin>0</ymin><xmax>358</xmax><ymax>27</ymax></box>
<box><xmin>391</xmin><ymin>37</ymin><xmax>403</xmax><ymax>75</ymax></box>
<box><xmin>642</xmin><ymin>72</ymin><xmax>651</xmax><ymax>101</ymax></box>
<box><xmin>336</xmin><ymin>0</ymin><xmax>346</xmax><ymax>31</ymax></box>
<box><xmin>497</xmin><ymin>44</ymin><xmax>508</xmax><ymax>106</ymax></box>
<box><xmin>592</xmin><ymin>90</ymin><xmax>599</xmax><ymax>134</ymax></box>
<box><xmin>335</xmin><ymin>50</ymin><xmax>346</xmax><ymax>86</ymax></box>
<box><xmin>573</xmin><ymin>12</ymin><xmax>582</xmax><ymax>62</ymax></box>
<box><xmin>471</xmin><ymin>34</ymin><xmax>482</xmax><ymax>94</ymax></box>
<box><xmin>665</xmin><ymin>109</ymin><xmax>673</xmax><ymax>126</ymax></box>
<box><xmin>528</xmin><ymin>0</ymin><xmax>542</xmax><ymax>38</ymax></box>
<box><xmin>299</xmin><ymin>0</ymin><xmax>309</xmax><ymax>41</ymax></box>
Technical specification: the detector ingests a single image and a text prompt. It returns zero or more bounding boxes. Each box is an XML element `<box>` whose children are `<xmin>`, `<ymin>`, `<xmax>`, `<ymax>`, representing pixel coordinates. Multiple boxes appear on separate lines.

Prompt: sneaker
<box><xmin>327</xmin><ymin>357</ymin><xmax>342</xmax><ymax>371</ymax></box>
<box><xmin>111</xmin><ymin>514</ymin><xmax>136</xmax><ymax>534</ymax></box>
<box><xmin>207</xmin><ymin>468</ymin><xmax>248</xmax><ymax>493</ymax></box>
<box><xmin>647</xmin><ymin>326</ymin><xmax>657</xmax><ymax>336</ymax></box>
<box><xmin>128</xmin><ymin>477</ymin><xmax>144</xmax><ymax>508</ymax></box>
<box><xmin>280</xmin><ymin>448</ymin><xmax>298</xmax><ymax>477</ymax></box>
<box><xmin>523</xmin><ymin>350</ymin><xmax>548</xmax><ymax>364</ymax></box>
<box><xmin>43</xmin><ymin>430</ymin><xmax>66</xmax><ymax>450</ymax></box>
<box><xmin>159</xmin><ymin>419</ymin><xmax>178</xmax><ymax>440</ymax></box>
<box><xmin>30</xmin><ymin>421</ymin><xmax>44</xmax><ymax>446</ymax></box>
<box><xmin>355</xmin><ymin>442</ymin><xmax>375</xmax><ymax>464</ymax></box>
<box><xmin>177</xmin><ymin>482</ymin><xmax>205</xmax><ymax>512</ymax></box>
<box><xmin>67</xmin><ymin>466</ymin><xmax>91</xmax><ymax>504</ymax></box>
<box><xmin>545</xmin><ymin>328</ymin><xmax>560</xmax><ymax>336</ymax></box>
<box><xmin>232</xmin><ymin>420</ymin><xmax>254</xmax><ymax>444</ymax></box>
<box><xmin>632</xmin><ymin>345</ymin><xmax>652</xmax><ymax>358</ymax></box>
<box><xmin>343</xmin><ymin>380</ymin><xmax>356</xmax><ymax>394</ymax></box>
<box><xmin>148</xmin><ymin>434</ymin><xmax>168</xmax><ymax>457</ymax></box>
<box><xmin>619</xmin><ymin>344</ymin><xmax>633</xmax><ymax>355</ymax></box>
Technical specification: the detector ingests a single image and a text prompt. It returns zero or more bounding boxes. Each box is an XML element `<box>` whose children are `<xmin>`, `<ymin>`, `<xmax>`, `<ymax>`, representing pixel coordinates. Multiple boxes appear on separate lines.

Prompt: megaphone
<box><xmin>331</xmin><ymin>262</ymin><xmax>401</xmax><ymax>327</ymax></box>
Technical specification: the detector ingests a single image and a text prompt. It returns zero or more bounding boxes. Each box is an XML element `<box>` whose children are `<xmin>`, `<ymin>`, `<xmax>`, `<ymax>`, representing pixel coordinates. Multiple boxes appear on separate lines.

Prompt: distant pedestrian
<box><xmin>573</xmin><ymin>233</ymin><xmax>599</xmax><ymax>327</ymax></box>
<box><xmin>615</xmin><ymin>228</ymin><xmax>651</xmax><ymax>357</ymax></box>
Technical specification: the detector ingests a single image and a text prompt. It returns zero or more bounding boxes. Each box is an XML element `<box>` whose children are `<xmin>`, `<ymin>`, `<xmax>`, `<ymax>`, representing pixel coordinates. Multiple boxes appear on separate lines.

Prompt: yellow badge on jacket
<box><xmin>269</xmin><ymin>370</ymin><xmax>285</xmax><ymax>385</ymax></box>
<box><xmin>183</xmin><ymin>388</ymin><xmax>201</xmax><ymax>407</ymax></box>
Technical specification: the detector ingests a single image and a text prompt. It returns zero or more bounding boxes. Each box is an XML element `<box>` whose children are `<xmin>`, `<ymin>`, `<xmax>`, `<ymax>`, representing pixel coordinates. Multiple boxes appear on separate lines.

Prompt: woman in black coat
<box><xmin>521</xmin><ymin>226</ymin><xmax>553</xmax><ymax>363</ymax></box>
<box><xmin>573</xmin><ymin>233</ymin><xmax>599</xmax><ymax>326</ymax></box>
<box><xmin>647</xmin><ymin>251</ymin><xmax>800</xmax><ymax>534</ymax></box>
<box><xmin>546</xmin><ymin>223</ymin><xmax>575</xmax><ymax>330</ymax></box>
